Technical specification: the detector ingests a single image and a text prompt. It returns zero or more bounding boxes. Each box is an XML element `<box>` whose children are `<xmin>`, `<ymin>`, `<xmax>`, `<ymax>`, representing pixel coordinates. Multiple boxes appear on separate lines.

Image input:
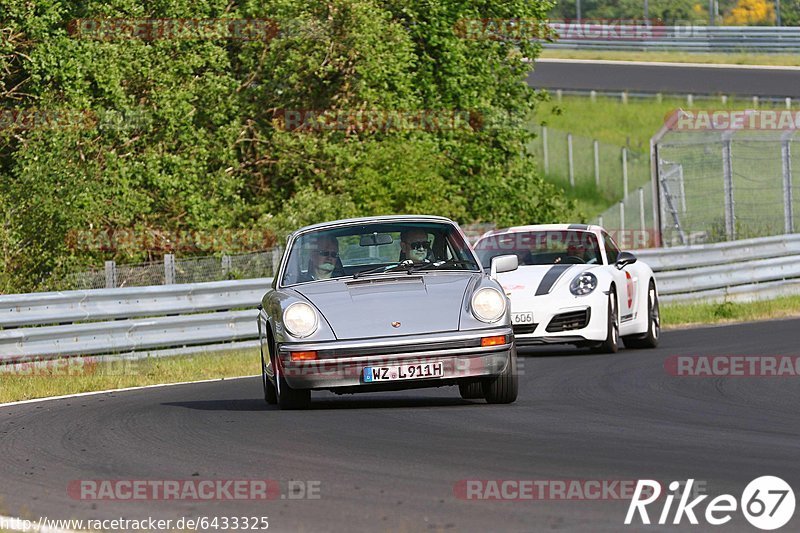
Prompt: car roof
<box><xmin>478</xmin><ymin>224</ymin><xmax>603</xmax><ymax>240</ymax></box>
<box><xmin>290</xmin><ymin>215</ymin><xmax>457</xmax><ymax>236</ymax></box>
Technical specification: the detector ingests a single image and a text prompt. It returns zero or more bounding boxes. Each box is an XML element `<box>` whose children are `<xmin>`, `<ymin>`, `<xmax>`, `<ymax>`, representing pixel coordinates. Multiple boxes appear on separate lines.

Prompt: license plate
<box><xmin>363</xmin><ymin>361</ymin><xmax>444</xmax><ymax>383</ymax></box>
<box><xmin>512</xmin><ymin>312</ymin><xmax>534</xmax><ymax>324</ymax></box>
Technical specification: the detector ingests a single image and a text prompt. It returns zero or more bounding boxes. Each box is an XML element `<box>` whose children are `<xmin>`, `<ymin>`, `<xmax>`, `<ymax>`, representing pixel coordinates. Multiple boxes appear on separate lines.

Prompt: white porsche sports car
<box><xmin>473</xmin><ymin>224</ymin><xmax>659</xmax><ymax>352</ymax></box>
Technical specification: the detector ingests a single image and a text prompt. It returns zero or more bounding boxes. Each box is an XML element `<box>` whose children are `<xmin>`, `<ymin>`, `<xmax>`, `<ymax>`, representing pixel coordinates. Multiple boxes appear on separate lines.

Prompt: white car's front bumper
<box><xmin>510</xmin><ymin>290</ymin><xmax>608</xmax><ymax>346</ymax></box>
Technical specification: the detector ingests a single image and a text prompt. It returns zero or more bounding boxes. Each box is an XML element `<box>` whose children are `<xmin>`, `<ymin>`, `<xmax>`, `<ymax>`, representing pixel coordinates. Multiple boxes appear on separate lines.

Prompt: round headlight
<box><xmin>471</xmin><ymin>288</ymin><xmax>507</xmax><ymax>323</ymax></box>
<box><xmin>570</xmin><ymin>272</ymin><xmax>598</xmax><ymax>296</ymax></box>
<box><xmin>283</xmin><ymin>302</ymin><xmax>319</xmax><ymax>338</ymax></box>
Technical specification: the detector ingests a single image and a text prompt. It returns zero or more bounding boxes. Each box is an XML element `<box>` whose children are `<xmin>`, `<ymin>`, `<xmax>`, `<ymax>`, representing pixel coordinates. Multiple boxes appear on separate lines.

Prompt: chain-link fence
<box><xmin>529</xmin><ymin>125</ymin><xmax>650</xmax><ymax>201</ymax></box>
<box><xmin>68</xmin><ymin>250</ymin><xmax>282</xmax><ymax>290</ymax></box>
<box><xmin>654</xmin><ymin>111</ymin><xmax>799</xmax><ymax>246</ymax></box>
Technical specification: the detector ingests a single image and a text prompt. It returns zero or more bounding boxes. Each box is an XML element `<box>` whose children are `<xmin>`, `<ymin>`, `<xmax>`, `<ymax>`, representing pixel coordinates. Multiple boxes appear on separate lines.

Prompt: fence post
<box><xmin>272</xmin><ymin>246</ymin><xmax>283</xmax><ymax>276</ymax></box>
<box><xmin>782</xmin><ymin>133</ymin><xmax>795</xmax><ymax>233</ymax></box>
<box><xmin>722</xmin><ymin>134</ymin><xmax>736</xmax><ymax>241</ymax></box>
<box><xmin>622</xmin><ymin>147</ymin><xmax>629</xmax><ymax>198</ymax></box>
<box><xmin>222</xmin><ymin>254</ymin><xmax>232</xmax><ymax>278</ymax></box>
<box><xmin>638</xmin><ymin>187</ymin><xmax>646</xmax><ymax>232</ymax></box>
<box><xmin>687</xmin><ymin>94</ymin><xmax>693</xmax><ymax>106</ymax></box>
<box><xmin>104</xmin><ymin>260</ymin><xmax>117</xmax><ymax>289</ymax></box>
<box><xmin>593</xmin><ymin>140</ymin><xmax>600</xmax><ymax>187</ymax></box>
<box><xmin>619</xmin><ymin>201</ymin><xmax>625</xmax><ymax>234</ymax></box>
<box><xmin>542</xmin><ymin>126</ymin><xmax>549</xmax><ymax>174</ymax></box>
<box><xmin>590</xmin><ymin>90</ymin><xmax>597</xmax><ymax>102</ymax></box>
<box><xmin>599</xmin><ymin>215</ymin><xmax>604</xmax><ymax>227</ymax></box>
<box><xmin>164</xmin><ymin>254</ymin><xmax>176</xmax><ymax>285</ymax></box>
<box><xmin>567</xmin><ymin>133</ymin><xmax>575</xmax><ymax>187</ymax></box>
<box><xmin>787</xmin><ymin>97</ymin><xmax>792</xmax><ymax>110</ymax></box>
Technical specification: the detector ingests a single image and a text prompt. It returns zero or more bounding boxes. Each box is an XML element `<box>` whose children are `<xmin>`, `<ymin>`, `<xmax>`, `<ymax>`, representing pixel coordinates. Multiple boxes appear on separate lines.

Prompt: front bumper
<box><xmin>277</xmin><ymin>328</ymin><xmax>513</xmax><ymax>390</ymax></box>
<box><xmin>509</xmin><ymin>292</ymin><xmax>608</xmax><ymax>346</ymax></box>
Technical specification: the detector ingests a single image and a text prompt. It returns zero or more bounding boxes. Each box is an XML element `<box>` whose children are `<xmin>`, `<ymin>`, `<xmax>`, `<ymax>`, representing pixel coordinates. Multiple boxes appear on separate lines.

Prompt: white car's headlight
<box><xmin>471</xmin><ymin>288</ymin><xmax>507</xmax><ymax>323</ymax></box>
<box><xmin>283</xmin><ymin>302</ymin><xmax>319</xmax><ymax>338</ymax></box>
<box><xmin>570</xmin><ymin>272</ymin><xmax>597</xmax><ymax>296</ymax></box>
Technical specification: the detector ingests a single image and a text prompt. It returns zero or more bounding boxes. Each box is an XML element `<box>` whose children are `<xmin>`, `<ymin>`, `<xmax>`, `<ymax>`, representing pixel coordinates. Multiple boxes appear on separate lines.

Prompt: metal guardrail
<box><xmin>637</xmin><ymin>234</ymin><xmax>800</xmax><ymax>302</ymax></box>
<box><xmin>546</xmin><ymin>25</ymin><xmax>800</xmax><ymax>52</ymax></box>
<box><xmin>2</xmin><ymin>234</ymin><xmax>800</xmax><ymax>363</ymax></box>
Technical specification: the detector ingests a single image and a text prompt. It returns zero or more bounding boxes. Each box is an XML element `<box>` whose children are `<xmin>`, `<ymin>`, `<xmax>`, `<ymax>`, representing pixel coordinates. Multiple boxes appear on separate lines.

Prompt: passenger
<box><xmin>299</xmin><ymin>235</ymin><xmax>340</xmax><ymax>282</ymax></box>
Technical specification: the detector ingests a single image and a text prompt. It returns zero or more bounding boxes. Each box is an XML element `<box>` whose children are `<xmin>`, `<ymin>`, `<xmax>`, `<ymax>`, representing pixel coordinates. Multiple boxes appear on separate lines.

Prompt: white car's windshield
<box><xmin>281</xmin><ymin>221</ymin><xmax>480</xmax><ymax>286</ymax></box>
<box><xmin>475</xmin><ymin>230</ymin><xmax>603</xmax><ymax>267</ymax></box>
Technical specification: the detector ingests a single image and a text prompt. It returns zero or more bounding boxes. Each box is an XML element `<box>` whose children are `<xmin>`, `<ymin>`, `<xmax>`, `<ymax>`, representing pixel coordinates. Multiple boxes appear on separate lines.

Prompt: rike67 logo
<box><xmin>625</xmin><ymin>477</ymin><xmax>795</xmax><ymax>530</ymax></box>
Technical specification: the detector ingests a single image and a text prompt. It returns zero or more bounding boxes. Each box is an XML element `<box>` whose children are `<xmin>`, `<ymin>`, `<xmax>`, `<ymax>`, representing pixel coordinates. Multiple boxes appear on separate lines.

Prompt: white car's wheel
<box><xmin>594</xmin><ymin>291</ymin><xmax>619</xmax><ymax>354</ymax></box>
<box><xmin>623</xmin><ymin>281</ymin><xmax>660</xmax><ymax>349</ymax></box>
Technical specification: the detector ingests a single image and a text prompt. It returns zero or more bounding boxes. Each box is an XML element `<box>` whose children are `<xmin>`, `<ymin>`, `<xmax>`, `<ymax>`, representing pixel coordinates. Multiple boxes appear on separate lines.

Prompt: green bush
<box><xmin>0</xmin><ymin>0</ymin><xmax>575</xmax><ymax>293</ymax></box>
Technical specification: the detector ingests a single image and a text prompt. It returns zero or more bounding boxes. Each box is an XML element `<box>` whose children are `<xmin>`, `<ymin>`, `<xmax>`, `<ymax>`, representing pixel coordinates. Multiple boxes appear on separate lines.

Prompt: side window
<box><xmin>603</xmin><ymin>233</ymin><xmax>620</xmax><ymax>264</ymax></box>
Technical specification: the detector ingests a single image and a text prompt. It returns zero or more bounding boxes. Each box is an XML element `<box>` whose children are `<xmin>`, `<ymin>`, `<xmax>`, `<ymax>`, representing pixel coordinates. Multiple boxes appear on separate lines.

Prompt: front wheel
<box><xmin>260</xmin><ymin>350</ymin><xmax>277</xmax><ymax>405</ymax></box>
<box><xmin>482</xmin><ymin>348</ymin><xmax>518</xmax><ymax>404</ymax></box>
<box><xmin>272</xmin><ymin>345</ymin><xmax>311</xmax><ymax>410</ymax></box>
<box><xmin>594</xmin><ymin>291</ymin><xmax>619</xmax><ymax>354</ymax></box>
<box><xmin>458</xmin><ymin>382</ymin><xmax>484</xmax><ymax>400</ymax></box>
<box><xmin>623</xmin><ymin>281</ymin><xmax>660</xmax><ymax>349</ymax></box>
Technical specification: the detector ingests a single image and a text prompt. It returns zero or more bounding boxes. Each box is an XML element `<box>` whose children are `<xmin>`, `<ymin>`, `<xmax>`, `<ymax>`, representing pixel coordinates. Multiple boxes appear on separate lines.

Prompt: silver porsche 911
<box><xmin>257</xmin><ymin>215</ymin><xmax>520</xmax><ymax>409</ymax></box>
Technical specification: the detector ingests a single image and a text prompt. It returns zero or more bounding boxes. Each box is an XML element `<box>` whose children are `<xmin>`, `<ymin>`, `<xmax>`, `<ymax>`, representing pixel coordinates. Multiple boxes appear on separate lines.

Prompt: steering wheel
<box><xmin>560</xmin><ymin>255</ymin><xmax>586</xmax><ymax>264</ymax></box>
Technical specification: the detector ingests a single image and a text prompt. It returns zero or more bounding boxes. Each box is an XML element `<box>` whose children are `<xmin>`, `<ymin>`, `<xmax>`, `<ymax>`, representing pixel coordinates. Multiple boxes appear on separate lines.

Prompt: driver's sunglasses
<box><xmin>317</xmin><ymin>250</ymin><xmax>339</xmax><ymax>258</ymax></box>
<box><xmin>409</xmin><ymin>240</ymin><xmax>431</xmax><ymax>251</ymax></box>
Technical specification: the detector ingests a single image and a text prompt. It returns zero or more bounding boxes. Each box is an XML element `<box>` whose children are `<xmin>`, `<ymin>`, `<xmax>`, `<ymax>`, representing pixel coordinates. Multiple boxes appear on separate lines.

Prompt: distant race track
<box><xmin>2</xmin><ymin>319</ymin><xmax>799</xmax><ymax>531</ymax></box>
<box><xmin>528</xmin><ymin>59</ymin><xmax>800</xmax><ymax>98</ymax></box>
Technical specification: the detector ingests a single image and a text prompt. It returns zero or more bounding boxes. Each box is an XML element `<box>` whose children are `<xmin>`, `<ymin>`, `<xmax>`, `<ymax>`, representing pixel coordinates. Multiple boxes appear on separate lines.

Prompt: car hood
<box><xmin>293</xmin><ymin>274</ymin><xmax>476</xmax><ymax>340</ymax></box>
<box><xmin>497</xmin><ymin>264</ymin><xmax>593</xmax><ymax>296</ymax></box>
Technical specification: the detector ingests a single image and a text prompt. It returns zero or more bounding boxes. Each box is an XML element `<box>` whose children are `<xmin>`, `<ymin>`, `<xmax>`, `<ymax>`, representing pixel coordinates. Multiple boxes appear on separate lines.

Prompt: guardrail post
<box><xmin>621</xmin><ymin>92</ymin><xmax>628</xmax><ymax>105</ymax></box>
<box><xmin>687</xmin><ymin>94</ymin><xmax>693</xmax><ymax>107</ymax></box>
<box><xmin>593</xmin><ymin>140</ymin><xmax>600</xmax><ymax>187</ymax></box>
<box><xmin>782</xmin><ymin>133</ymin><xmax>794</xmax><ymax>233</ymax></box>
<box><xmin>556</xmin><ymin>89</ymin><xmax>562</xmax><ymax>102</ymax></box>
<box><xmin>164</xmin><ymin>254</ymin><xmax>176</xmax><ymax>285</ymax></box>
<box><xmin>722</xmin><ymin>134</ymin><xmax>736</xmax><ymax>241</ymax></box>
<box><xmin>104</xmin><ymin>261</ymin><xmax>117</xmax><ymax>289</ymax></box>
<box><xmin>787</xmin><ymin>97</ymin><xmax>792</xmax><ymax>110</ymax></box>
<box><xmin>752</xmin><ymin>96</ymin><xmax>759</xmax><ymax>108</ymax></box>
<box><xmin>622</xmin><ymin>147</ymin><xmax>629</xmax><ymax>198</ymax></box>
<box><xmin>721</xmin><ymin>95</ymin><xmax>727</xmax><ymax>105</ymax></box>
<box><xmin>590</xmin><ymin>90</ymin><xmax>596</xmax><ymax>102</ymax></box>
<box><xmin>567</xmin><ymin>133</ymin><xmax>575</xmax><ymax>187</ymax></box>
<box><xmin>542</xmin><ymin>126</ymin><xmax>549</xmax><ymax>174</ymax></box>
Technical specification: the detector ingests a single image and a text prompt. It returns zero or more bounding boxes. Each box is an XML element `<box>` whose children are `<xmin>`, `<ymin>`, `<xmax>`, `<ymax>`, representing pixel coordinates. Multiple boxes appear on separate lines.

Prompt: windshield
<box><xmin>280</xmin><ymin>221</ymin><xmax>480</xmax><ymax>286</ymax></box>
<box><xmin>474</xmin><ymin>230</ymin><xmax>603</xmax><ymax>267</ymax></box>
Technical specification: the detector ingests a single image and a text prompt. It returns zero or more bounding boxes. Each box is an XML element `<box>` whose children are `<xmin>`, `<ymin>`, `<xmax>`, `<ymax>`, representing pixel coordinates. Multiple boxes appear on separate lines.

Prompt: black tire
<box><xmin>458</xmin><ymin>382</ymin><xmax>484</xmax><ymax>400</ymax></box>
<box><xmin>273</xmin><ymin>347</ymin><xmax>311</xmax><ymax>410</ymax></box>
<box><xmin>623</xmin><ymin>281</ymin><xmax>660</xmax><ymax>349</ymax></box>
<box><xmin>482</xmin><ymin>347</ymin><xmax>518</xmax><ymax>404</ymax></box>
<box><xmin>594</xmin><ymin>291</ymin><xmax>619</xmax><ymax>354</ymax></box>
<box><xmin>260</xmin><ymin>350</ymin><xmax>277</xmax><ymax>405</ymax></box>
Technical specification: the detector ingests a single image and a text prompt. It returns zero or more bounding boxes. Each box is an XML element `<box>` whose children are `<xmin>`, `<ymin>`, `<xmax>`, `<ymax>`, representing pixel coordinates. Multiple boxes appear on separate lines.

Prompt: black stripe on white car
<box><xmin>535</xmin><ymin>265</ymin><xmax>574</xmax><ymax>296</ymax></box>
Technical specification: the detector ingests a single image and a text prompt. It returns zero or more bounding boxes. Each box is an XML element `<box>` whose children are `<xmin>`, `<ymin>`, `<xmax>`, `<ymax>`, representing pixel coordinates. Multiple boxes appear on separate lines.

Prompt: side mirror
<box><xmin>615</xmin><ymin>251</ymin><xmax>637</xmax><ymax>270</ymax></box>
<box><xmin>490</xmin><ymin>254</ymin><xmax>519</xmax><ymax>277</ymax></box>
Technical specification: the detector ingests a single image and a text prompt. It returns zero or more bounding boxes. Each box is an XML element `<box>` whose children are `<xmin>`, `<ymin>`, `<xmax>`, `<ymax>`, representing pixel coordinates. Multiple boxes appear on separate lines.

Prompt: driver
<box><xmin>300</xmin><ymin>234</ymin><xmax>340</xmax><ymax>281</ymax></box>
<box><xmin>400</xmin><ymin>229</ymin><xmax>432</xmax><ymax>263</ymax></box>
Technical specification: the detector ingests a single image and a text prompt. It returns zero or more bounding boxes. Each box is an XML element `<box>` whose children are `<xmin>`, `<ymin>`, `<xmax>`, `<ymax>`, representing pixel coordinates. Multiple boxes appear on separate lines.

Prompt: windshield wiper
<box><xmin>353</xmin><ymin>260</ymin><xmax>414</xmax><ymax>279</ymax></box>
<box><xmin>408</xmin><ymin>259</ymin><xmax>473</xmax><ymax>273</ymax></box>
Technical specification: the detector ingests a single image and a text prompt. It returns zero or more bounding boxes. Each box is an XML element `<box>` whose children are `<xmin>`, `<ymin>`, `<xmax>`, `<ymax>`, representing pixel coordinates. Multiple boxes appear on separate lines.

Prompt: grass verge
<box><xmin>662</xmin><ymin>295</ymin><xmax>800</xmax><ymax>329</ymax></box>
<box><xmin>0</xmin><ymin>348</ymin><xmax>259</xmax><ymax>404</ymax></box>
<box><xmin>540</xmin><ymin>49</ymin><xmax>800</xmax><ymax>67</ymax></box>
